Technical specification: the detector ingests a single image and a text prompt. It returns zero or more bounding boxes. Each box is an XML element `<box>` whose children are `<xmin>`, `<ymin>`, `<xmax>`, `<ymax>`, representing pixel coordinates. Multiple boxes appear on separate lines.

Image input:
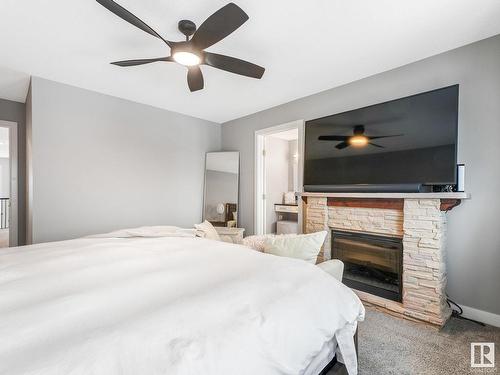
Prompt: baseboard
<box><xmin>460</xmin><ymin>305</ymin><xmax>500</xmax><ymax>328</ymax></box>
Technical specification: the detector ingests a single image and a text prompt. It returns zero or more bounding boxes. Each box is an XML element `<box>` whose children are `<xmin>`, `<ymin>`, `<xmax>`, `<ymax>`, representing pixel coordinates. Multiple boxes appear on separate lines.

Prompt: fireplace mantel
<box><xmin>299</xmin><ymin>192</ymin><xmax>470</xmax><ymax>212</ymax></box>
<box><xmin>299</xmin><ymin>192</ymin><xmax>470</xmax><ymax>199</ymax></box>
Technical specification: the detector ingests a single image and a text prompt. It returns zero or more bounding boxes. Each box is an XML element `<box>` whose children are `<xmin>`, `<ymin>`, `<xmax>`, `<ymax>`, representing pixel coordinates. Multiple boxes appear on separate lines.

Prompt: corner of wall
<box><xmin>25</xmin><ymin>81</ymin><xmax>33</xmax><ymax>245</ymax></box>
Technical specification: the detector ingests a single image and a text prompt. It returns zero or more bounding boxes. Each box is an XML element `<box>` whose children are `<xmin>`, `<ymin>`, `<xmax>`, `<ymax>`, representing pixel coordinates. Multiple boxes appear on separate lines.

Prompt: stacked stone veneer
<box><xmin>304</xmin><ymin>197</ymin><xmax>451</xmax><ymax>326</ymax></box>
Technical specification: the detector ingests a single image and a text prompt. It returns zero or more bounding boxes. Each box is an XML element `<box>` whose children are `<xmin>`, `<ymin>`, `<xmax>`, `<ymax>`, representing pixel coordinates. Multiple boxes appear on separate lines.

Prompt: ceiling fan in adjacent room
<box><xmin>318</xmin><ymin>125</ymin><xmax>402</xmax><ymax>150</ymax></box>
<box><xmin>96</xmin><ymin>0</ymin><xmax>265</xmax><ymax>92</ymax></box>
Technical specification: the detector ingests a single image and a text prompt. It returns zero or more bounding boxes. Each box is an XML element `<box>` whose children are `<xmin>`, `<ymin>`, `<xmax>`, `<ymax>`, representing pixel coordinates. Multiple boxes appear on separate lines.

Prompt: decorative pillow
<box><xmin>194</xmin><ymin>221</ymin><xmax>221</xmax><ymax>241</ymax></box>
<box><xmin>263</xmin><ymin>231</ymin><xmax>327</xmax><ymax>264</ymax></box>
<box><xmin>242</xmin><ymin>235</ymin><xmax>273</xmax><ymax>252</ymax></box>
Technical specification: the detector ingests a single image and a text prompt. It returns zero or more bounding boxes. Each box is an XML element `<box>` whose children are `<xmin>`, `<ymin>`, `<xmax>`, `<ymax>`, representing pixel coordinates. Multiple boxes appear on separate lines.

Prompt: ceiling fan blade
<box><xmin>187</xmin><ymin>66</ymin><xmax>204</xmax><ymax>92</ymax></box>
<box><xmin>335</xmin><ymin>142</ymin><xmax>350</xmax><ymax>150</ymax></box>
<box><xmin>96</xmin><ymin>0</ymin><xmax>172</xmax><ymax>46</ymax></box>
<box><xmin>191</xmin><ymin>3</ymin><xmax>249</xmax><ymax>50</ymax></box>
<box><xmin>204</xmin><ymin>52</ymin><xmax>264</xmax><ymax>79</ymax></box>
<box><xmin>368</xmin><ymin>134</ymin><xmax>403</xmax><ymax>140</ymax></box>
<box><xmin>111</xmin><ymin>56</ymin><xmax>173</xmax><ymax>67</ymax></box>
<box><xmin>318</xmin><ymin>135</ymin><xmax>349</xmax><ymax>141</ymax></box>
<box><xmin>369</xmin><ymin>142</ymin><xmax>385</xmax><ymax>148</ymax></box>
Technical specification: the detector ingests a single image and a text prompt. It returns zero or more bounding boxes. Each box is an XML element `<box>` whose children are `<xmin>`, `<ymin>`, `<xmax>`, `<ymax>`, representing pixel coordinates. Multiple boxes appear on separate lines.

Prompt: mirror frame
<box><xmin>202</xmin><ymin>151</ymin><xmax>240</xmax><ymax>227</ymax></box>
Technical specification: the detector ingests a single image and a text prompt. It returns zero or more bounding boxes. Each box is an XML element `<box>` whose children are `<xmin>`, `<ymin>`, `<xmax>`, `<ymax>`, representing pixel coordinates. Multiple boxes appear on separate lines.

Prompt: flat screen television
<box><xmin>304</xmin><ymin>85</ymin><xmax>459</xmax><ymax>192</ymax></box>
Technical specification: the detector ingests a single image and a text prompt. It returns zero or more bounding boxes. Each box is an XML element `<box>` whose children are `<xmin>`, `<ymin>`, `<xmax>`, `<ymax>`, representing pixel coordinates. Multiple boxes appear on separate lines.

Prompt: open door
<box><xmin>254</xmin><ymin>120</ymin><xmax>304</xmax><ymax>235</ymax></box>
<box><xmin>0</xmin><ymin>120</ymin><xmax>18</xmax><ymax>248</ymax></box>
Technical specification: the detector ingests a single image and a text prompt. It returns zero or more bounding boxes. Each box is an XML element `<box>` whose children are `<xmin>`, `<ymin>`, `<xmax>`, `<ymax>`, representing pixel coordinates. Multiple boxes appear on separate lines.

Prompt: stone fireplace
<box><xmin>301</xmin><ymin>193</ymin><xmax>467</xmax><ymax>327</ymax></box>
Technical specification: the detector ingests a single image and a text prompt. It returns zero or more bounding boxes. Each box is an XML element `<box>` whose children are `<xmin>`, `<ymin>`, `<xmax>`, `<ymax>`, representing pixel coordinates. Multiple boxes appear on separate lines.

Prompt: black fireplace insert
<box><xmin>331</xmin><ymin>230</ymin><xmax>403</xmax><ymax>302</ymax></box>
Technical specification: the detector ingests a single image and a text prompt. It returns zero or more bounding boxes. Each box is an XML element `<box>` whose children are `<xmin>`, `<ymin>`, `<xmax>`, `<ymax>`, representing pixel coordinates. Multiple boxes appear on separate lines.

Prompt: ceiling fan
<box><xmin>318</xmin><ymin>125</ymin><xmax>402</xmax><ymax>150</ymax></box>
<box><xmin>96</xmin><ymin>0</ymin><xmax>265</xmax><ymax>92</ymax></box>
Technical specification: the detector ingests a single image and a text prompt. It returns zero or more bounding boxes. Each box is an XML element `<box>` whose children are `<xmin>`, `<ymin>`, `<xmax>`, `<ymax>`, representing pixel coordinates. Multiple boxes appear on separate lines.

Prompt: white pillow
<box><xmin>195</xmin><ymin>221</ymin><xmax>221</xmax><ymax>241</ymax></box>
<box><xmin>263</xmin><ymin>231</ymin><xmax>327</xmax><ymax>264</ymax></box>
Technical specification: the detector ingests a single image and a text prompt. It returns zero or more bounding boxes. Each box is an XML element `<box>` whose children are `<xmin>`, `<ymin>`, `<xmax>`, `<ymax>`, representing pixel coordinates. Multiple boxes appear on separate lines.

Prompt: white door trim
<box><xmin>0</xmin><ymin>120</ymin><xmax>18</xmax><ymax>247</ymax></box>
<box><xmin>254</xmin><ymin>120</ymin><xmax>304</xmax><ymax>235</ymax></box>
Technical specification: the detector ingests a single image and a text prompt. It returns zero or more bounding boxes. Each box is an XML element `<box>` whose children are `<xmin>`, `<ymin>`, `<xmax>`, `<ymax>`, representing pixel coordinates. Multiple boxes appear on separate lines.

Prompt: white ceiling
<box><xmin>0</xmin><ymin>66</ymin><xmax>30</xmax><ymax>104</ymax></box>
<box><xmin>0</xmin><ymin>0</ymin><xmax>500</xmax><ymax>122</ymax></box>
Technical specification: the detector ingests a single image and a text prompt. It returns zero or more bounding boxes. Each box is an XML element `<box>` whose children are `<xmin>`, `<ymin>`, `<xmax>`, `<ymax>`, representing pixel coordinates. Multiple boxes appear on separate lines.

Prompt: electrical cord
<box><xmin>446</xmin><ymin>296</ymin><xmax>485</xmax><ymax>326</ymax></box>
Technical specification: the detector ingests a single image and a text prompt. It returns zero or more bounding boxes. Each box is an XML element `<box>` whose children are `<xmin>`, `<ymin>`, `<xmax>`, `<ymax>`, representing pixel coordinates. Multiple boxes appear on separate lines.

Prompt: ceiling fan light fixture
<box><xmin>349</xmin><ymin>135</ymin><xmax>369</xmax><ymax>147</ymax></box>
<box><xmin>98</xmin><ymin>1</ymin><xmax>265</xmax><ymax>91</ymax></box>
<box><xmin>172</xmin><ymin>51</ymin><xmax>201</xmax><ymax>66</ymax></box>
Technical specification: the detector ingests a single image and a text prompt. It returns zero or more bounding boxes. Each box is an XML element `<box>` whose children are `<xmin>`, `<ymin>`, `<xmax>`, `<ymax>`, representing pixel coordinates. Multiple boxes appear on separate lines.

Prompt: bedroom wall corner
<box><xmin>25</xmin><ymin>80</ymin><xmax>33</xmax><ymax>245</ymax></box>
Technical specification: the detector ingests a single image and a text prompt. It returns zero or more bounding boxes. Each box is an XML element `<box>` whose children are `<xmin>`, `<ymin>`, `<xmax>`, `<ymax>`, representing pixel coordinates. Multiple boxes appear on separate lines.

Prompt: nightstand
<box><xmin>215</xmin><ymin>227</ymin><xmax>245</xmax><ymax>244</ymax></box>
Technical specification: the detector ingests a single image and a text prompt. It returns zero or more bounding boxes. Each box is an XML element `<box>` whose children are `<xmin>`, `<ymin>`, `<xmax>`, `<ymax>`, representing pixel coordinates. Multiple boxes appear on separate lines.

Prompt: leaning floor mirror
<box><xmin>203</xmin><ymin>152</ymin><xmax>240</xmax><ymax>228</ymax></box>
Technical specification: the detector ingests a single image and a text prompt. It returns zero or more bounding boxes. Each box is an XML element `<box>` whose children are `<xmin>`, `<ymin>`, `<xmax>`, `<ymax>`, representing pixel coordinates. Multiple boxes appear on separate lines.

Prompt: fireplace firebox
<box><xmin>332</xmin><ymin>230</ymin><xmax>403</xmax><ymax>302</ymax></box>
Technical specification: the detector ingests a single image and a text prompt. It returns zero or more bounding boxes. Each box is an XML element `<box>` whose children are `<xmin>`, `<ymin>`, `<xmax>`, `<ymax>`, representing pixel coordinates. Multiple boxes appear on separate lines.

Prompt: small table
<box><xmin>275</xmin><ymin>204</ymin><xmax>299</xmax><ymax>235</ymax></box>
<box><xmin>215</xmin><ymin>227</ymin><xmax>245</xmax><ymax>244</ymax></box>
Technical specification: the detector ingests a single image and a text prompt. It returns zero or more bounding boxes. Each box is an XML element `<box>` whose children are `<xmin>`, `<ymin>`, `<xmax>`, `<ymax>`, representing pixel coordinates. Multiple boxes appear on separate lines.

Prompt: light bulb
<box><xmin>349</xmin><ymin>135</ymin><xmax>369</xmax><ymax>147</ymax></box>
<box><xmin>173</xmin><ymin>51</ymin><xmax>201</xmax><ymax>66</ymax></box>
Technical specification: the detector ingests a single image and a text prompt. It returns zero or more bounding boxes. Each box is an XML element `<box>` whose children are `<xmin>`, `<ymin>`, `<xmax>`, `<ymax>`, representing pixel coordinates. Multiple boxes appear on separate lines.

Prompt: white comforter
<box><xmin>0</xmin><ymin>235</ymin><xmax>364</xmax><ymax>375</ymax></box>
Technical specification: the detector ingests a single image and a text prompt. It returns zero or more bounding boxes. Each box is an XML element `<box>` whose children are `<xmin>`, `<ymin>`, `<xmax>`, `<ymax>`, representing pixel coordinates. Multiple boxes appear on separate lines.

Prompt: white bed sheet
<box><xmin>304</xmin><ymin>337</ymin><xmax>337</xmax><ymax>375</ymax></box>
<box><xmin>0</xmin><ymin>235</ymin><xmax>364</xmax><ymax>375</ymax></box>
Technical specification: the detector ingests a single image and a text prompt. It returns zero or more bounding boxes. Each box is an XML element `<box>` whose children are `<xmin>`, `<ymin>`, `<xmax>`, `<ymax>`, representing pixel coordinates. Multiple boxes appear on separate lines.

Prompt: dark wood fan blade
<box><xmin>335</xmin><ymin>142</ymin><xmax>350</xmax><ymax>150</ymax></box>
<box><xmin>111</xmin><ymin>57</ymin><xmax>173</xmax><ymax>67</ymax></box>
<box><xmin>318</xmin><ymin>135</ymin><xmax>349</xmax><ymax>141</ymax></box>
<box><xmin>204</xmin><ymin>52</ymin><xmax>264</xmax><ymax>79</ymax></box>
<box><xmin>368</xmin><ymin>134</ymin><xmax>403</xmax><ymax>140</ymax></box>
<box><xmin>187</xmin><ymin>66</ymin><xmax>204</xmax><ymax>92</ymax></box>
<box><xmin>96</xmin><ymin>0</ymin><xmax>171</xmax><ymax>46</ymax></box>
<box><xmin>369</xmin><ymin>142</ymin><xmax>384</xmax><ymax>148</ymax></box>
<box><xmin>191</xmin><ymin>3</ymin><xmax>249</xmax><ymax>50</ymax></box>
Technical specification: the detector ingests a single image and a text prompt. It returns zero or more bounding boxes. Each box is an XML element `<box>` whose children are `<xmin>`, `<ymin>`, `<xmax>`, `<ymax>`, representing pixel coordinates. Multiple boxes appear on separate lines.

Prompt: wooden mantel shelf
<box><xmin>298</xmin><ymin>192</ymin><xmax>470</xmax><ymax>200</ymax></box>
<box><xmin>298</xmin><ymin>192</ymin><xmax>469</xmax><ymax>212</ymax></box>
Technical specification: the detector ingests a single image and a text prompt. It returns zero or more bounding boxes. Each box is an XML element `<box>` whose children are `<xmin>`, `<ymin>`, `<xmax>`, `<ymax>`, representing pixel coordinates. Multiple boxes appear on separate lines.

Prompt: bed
<box><xmin>0</xmin><ymin>228</ymin><xmax>365</xmax><ymax>375</ymax></box>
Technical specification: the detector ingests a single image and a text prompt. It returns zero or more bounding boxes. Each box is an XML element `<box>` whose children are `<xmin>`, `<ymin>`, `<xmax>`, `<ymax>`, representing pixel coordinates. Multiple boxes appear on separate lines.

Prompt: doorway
<box><xmin>254</xmin><ymin>120</ymin><xmax>304</xmax><ymax>235</ymax></box>
<box><xmin>0</xmin><ymin>120</ymin><xmax>18</xmax><ymax>248</ymax></box>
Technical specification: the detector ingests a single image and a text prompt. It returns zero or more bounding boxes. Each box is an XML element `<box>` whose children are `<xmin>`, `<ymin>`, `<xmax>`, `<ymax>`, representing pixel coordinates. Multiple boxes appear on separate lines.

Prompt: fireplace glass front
<box><xmin>331</xmin><ymin>230</ymin><xmax>403</xmax><ymax>302</ymax></box>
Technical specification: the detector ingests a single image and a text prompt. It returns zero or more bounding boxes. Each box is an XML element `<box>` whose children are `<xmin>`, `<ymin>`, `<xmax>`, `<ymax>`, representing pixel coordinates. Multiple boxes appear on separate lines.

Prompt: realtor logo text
<box><xmin>471</xmin><ymin>343</ymin><xmax>495</xmax><ymax>368</ymax></box>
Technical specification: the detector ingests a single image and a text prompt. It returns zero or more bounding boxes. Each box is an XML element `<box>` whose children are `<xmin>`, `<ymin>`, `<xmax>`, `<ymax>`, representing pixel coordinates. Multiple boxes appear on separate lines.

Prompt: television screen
<box><xmin>304</xmin><ymin>85</ymin><xmax>458</xmax><ymax>191</ymax></box>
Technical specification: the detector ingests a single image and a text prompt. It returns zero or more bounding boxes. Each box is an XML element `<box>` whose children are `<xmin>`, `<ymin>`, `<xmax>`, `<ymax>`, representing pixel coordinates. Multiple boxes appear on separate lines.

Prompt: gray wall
<box><xmin>0</xmin><ymin>98</ymin><xmax>26</xmax><ymax>245</ymax></box>
<box><xmin>28</xmin><ymin>77</ymin><xmax>220</xmax><ymax>243</ymax></box>
<box><xmin>25</xmin><ymin>84</ymin><xmax>32</xmax><ymax>245</ymax></box>
<box><xmin>222</xmin><ymin>35</ymin><xmax>500</xmax><ymax>316</ymax></box>
<box><xmin>204</xmin><ymin>170</ymin><xmax>238</xmax><ymax>222</ymax></box>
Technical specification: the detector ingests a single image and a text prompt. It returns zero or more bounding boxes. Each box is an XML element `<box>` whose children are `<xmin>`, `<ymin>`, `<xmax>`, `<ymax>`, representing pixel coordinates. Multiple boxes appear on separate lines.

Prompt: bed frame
<box><xmin>318</xmin><ymin>328</ymin><xmax>358</xmax><ymax>375</ymax></box>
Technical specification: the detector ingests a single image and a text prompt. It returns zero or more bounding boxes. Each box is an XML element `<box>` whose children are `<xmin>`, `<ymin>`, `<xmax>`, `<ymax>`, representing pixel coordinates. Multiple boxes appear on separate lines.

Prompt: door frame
<box><xmin>254</xmin><ymin>120</ymin><xmax>304</xmax><ymax>235</ymax></box>
<box><xmin>0</xmin><ymin>120</ymin><xmax>18</xmax><ymax>247</ymax></box>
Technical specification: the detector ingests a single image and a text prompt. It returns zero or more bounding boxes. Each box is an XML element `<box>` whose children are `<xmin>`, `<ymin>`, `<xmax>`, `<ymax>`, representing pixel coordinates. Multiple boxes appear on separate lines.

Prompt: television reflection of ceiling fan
<box><xmin>318</xmin><ymin>125</ymin><xmax>402</xmax><ymax>150</ymax></box>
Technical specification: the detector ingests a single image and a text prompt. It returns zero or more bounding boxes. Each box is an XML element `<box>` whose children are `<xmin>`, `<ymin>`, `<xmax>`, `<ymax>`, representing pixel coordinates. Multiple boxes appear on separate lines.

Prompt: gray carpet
<box><xmin>353</xmin><ymin>307</ymin><xmax>500</xmax><ymax>375</ymax></box>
